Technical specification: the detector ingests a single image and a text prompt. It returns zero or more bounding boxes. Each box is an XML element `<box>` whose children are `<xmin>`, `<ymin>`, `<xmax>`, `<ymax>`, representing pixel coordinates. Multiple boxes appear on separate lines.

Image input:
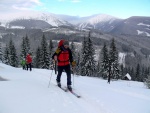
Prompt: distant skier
<box><xmin>26</xmin><ymin>53</ymin><xmax>32</xmax><ymax>71</ymax></box>
<box><xmin>20</xmin><ymin>58</ymin><xmax>26</xmax><ymax>70</ymax></box>
<box><xmin>52</xmin><ymin>40</ymin><xmax>76</xmax><ymax>91</ymax></box>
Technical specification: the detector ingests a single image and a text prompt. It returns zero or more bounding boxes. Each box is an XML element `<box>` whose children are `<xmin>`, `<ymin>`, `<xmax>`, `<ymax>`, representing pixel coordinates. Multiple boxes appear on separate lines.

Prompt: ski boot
<box><xmin>57</xmin><ymin>81</ymin><xmax>61</xmax><ymax>88</ymax></box>
<box><xmin>67</xmin><ymin>85</ymin><xmax>72</xmax><ymax>91</ymax></box>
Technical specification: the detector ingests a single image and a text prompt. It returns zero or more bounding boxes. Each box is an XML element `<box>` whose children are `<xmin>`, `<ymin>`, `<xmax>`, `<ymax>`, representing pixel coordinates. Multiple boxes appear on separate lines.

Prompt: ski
<box><xmin>58</xmin><ymin>86</ymin><xmax>68</xmax><ymax>92</ymax></box>
<box><xmin>68</xmin><ymin>90</ymin><xmax>81</xmax><ymax>98</ymax></box>
<box><xmin>58</xmin><ymin>85</ymin><xmax>81</xmax><ymax>98</ymax></box>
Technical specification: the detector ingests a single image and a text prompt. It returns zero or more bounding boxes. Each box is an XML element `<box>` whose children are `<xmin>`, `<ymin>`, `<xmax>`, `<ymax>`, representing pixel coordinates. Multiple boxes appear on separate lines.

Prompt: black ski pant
<box><xmin>26</xmin><ymin>63</ymin><xmax>32</xmax><ymax>71</ymax></box>
<box><xmin>56</xmin><ymin>64</ymin><xmax>71</xmax><ymax>85</ymax></box>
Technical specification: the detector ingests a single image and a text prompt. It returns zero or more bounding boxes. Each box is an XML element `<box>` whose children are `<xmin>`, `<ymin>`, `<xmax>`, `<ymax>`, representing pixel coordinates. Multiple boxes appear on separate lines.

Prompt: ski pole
<box><xmin>72</xmin><ymin>67</ymin><xmax>75</xmax><ymax>87</ymax></box>
<box><xmin>48</xmin><ymin>62</ymin><xmax>55</xmax><ymax>88</ymax></box>
<box><xmin>55</xmin><ymin>60</ymin><xmax>57</xmax><ymax>74</ymax></box>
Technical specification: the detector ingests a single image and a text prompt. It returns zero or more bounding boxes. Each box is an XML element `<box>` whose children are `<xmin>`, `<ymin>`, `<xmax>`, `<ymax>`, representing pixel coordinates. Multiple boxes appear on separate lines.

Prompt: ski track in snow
<box><xmin>33</xmin><ymin>69</ymin><xmax>108</xmax><ymax>113</ymax></box>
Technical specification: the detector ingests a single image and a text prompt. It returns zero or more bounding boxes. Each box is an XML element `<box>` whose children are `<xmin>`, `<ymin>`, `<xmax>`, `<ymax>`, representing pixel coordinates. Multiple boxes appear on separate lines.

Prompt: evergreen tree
<box><xmin>49</xmin><ymin>39</ymin><xmax>54</xmax><ymax>69</ymax></box>
<box><xmin>70</xmin><ymin>41</ymin><xmax>78</xmax><ymax>73</ymax></box>
<box><xmin>120</xmin><ymin>64</ymin><xmax>124</xmax><ymax>78</ymax></box>
<box><xmin>40</xmin><ymin>34</ymin><xmax>50</xmax><ymax>69</ymax></box>
<box><xmin>20</xmin><ymin>35</ymin><xmax>31</xmax><ymax>61</ymax></box>
<box><xmin>0</xmin><ymin>42</ymin><xmax>3</xmax><ymax>62</ymax></box>
<box><xmin>49</xmin><ymin>39</ymin><xmax>54</xmax><ymax>57</ymax></box>
<box><xmin>9</xmin><ymin>39</ymin><xmax>18</xmax><ymax>67</ymax></box>
<box><xmin>145</xmin><ymin>75</ymin><xmax>150</xmax><ymax>89</ymax></box>
<box><xmin>76</xmin><ymin>52</ymin><xmax>81</xmax><ymax>75</ymax></box>
<box><xmin>25</xmin><ymin>34</ymin><xmax>30</xmax><ymax>53</ymax></box>
<box><xmin>83</xmin><ymin>35</ymin><xmax>96</xmax><ymax>76</ymax></box>
<box><xmin>109</xmin><ymin>38</ymin><xmax>120</xmax><ymax>80</ymax></box>
<box><xmin>35</xmin><ymin>46</ymin><xmax>41</xmax><ymax>68</ymax></box>
<box><xmin>70</xmin><ymin>41</ymin><xmax>76</xmax><ymax>59</ymax></box>
<box><xmin>20</xmin><ymin>37</ymin><xmax>27</xmax><ymax>59</ymax></box>
<box><xmin>98</xmin><ymin>43</ymin><xmax>109</xmax><ymax>79</ymax></box>
<box><xmin>80</xmin><ymin>37</ymin><xmax>88</xmax><ymax>76</ymax></box>
<box><xmin>135</xmin><ymin>64</ymin><xmax>141</xmax><ymax>81</ymax></box>
<box><xmin>130</xmin><ymin>67</ymin><xmax>134</xmax><ymax>80</ymax></box>
<box><xmin>3</xmin><ymin>45</ymin><xmax>10</xmax><ymax>65</ymax></box>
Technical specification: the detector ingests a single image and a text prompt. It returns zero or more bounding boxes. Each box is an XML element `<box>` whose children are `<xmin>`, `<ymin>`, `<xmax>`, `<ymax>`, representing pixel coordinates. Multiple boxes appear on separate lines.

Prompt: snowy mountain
<box><xmin>0</xmin><ymin>63</ymin><xmax>150</xmax><ymax>113</ymax></box>
<box><xmin>1</xmin><ymin>12</ymin><xmax>73</xmax><ymax>29</ymax></box>
<box><xmin>1</xmin><ymin>11</ymin><xmax>150</xmax><ymax>37</ymax></box>
<box><xmin>76</xmin><ymin>14</ymin><xmax>122</xmax><ymax>32</ymax></box>
<box><xmin>110</xmin><ymin>16</ymin><xmax>150</xmax><ymax>37</ymax></box>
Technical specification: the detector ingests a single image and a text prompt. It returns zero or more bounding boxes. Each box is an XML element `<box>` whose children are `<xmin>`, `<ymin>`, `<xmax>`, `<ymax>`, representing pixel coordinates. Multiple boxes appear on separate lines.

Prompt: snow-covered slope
<box><xmin>0</xmin><ymin>63</ymin><xmax>150</xmax><ymax>113</ymax></box>
<box><xmin>35</xmin><ymin>12</ymin><xmax>71</xmax><ymax>27</ymax></box>
<box><xmin>1</xmin><ymin>11</ymin><xmax>72</xmax><ymax>28</ymax></box>
<box><xmin>110</xmin><ymin>16</ymin><xmax>150</xmax><ymax>37</ymax></box>
<box><xmin>77</xmin><ymin>14</ymin><xmax>122</xmax><ymax>32</ymax></box>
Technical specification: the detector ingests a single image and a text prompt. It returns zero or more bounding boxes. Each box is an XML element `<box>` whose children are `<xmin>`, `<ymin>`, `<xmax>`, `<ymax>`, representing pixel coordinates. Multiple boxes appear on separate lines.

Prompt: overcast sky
<box><xmin>0</xmin><ymin>0</ymin><xmax>150</xmax><ymax>19</ymax></box>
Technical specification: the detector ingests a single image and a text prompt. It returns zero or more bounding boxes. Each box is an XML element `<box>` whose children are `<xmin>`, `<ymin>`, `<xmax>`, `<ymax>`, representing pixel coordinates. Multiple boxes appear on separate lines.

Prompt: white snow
<box><xmin>10</xmin><ymin>26</ymin><xmax>25</xmax><ymax>29</ymax></box>
<box><xmin>1</xmin><ymin>11</ymin><xmax>69</xmax><ymax>27</ymax></box>
<box><xmin>78</xmin><ymin>14</ymin><xmax>117</xmax><ymax>30</ymax></box>
<box><xmin>0</xmin><ymin>23</ymin><xmax>6</xmax><ymax>27</ymax></box>
<box><xmin>124</xmin><ymin>73</ymin><xmax>132</xmax><ymax>80</ymax></box>
<box><xmin>118</xmin><ymin>52</ymin><xmax>126</xmax><ymax>67</ymax></box>
<box><xmin>137</xmin><ymin>23</ymin><xmax>150</xmax><ymax>27</ymax></box>
<box><xmin>0</xmin><ymin>63</ymin><xmax>150</xmax><ymax>113</ymax></box>
<box><xmin>137</xmin><ymin>30</ymin><xmax>150</xmax><ymax>37</ymax></box>
<box><xmin>88</xmin><ymin>14</ymin><xmax>116</xmax><ymax>25</ymax></box>
<box><xmin>145</xmin><ymin>28</ymin><xmax>150</xmax><ymax>30</ymax></box>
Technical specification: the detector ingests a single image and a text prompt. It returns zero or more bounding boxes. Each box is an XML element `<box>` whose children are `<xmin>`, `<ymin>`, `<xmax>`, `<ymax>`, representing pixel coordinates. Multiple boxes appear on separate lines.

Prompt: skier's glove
<box><xmin>71</xmin><ymin>61</ymin><xmax>76</xmax><ymax>67</ymax></box>
<box><xmin>55</xmin><ymin>48</ymin><xmax>61</xmax><ymax>54</ymax></box>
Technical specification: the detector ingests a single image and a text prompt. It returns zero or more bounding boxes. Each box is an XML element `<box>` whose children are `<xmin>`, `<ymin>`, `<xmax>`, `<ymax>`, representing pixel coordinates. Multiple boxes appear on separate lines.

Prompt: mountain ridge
<box><xmin>1</xmin><ymin>12</ymin><xmax>150</xmax><ymax>37</ymax></box>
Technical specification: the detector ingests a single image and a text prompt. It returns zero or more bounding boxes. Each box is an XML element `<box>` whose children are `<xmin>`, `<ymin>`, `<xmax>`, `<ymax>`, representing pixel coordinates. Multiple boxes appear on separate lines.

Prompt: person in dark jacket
<box><xmin>52</xmin><ymin>40</ymin><xmax>76</xmax><ymax>91</ymax></box>
<box><xmin>26</xmin><ymin>53</ymin><xmax>32</xmax><ymax>71</ymax></box>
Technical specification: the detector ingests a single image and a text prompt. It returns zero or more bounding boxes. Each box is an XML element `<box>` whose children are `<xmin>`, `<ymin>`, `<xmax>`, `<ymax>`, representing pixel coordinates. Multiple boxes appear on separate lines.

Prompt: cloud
<box><xmin>0</xmin><ymin>0</ymin><xmax>42</xmax><ymax>12</ymax></box>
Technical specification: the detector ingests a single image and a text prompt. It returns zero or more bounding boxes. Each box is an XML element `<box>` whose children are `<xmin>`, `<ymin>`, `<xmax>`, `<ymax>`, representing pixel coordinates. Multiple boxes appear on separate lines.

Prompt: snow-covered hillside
<box><xmin>0</xmin><ymin>63</ymin><xmax>150</xmax><ymax>113</ymax></box>
<box><xmin>77</xmin><ymin>14</ymin><xmax>122</xmax><ymax>32</ymax></box>
<box><xmin>0</xmin><ymin>11</ymin><xmax>71</xmax><ymax>27</ymax></box>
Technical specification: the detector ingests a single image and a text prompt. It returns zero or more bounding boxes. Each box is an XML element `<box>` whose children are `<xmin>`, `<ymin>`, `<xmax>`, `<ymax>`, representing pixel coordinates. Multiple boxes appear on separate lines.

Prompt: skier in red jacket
<box><xmin>26</xmin><ymin>53</ymin><xmax>32</xmax><ymax>71</ymax></box>
<box><xmin>52</xmin><ymin>40</ymin><xmax>76</xmax><ymax>91</ymax></box>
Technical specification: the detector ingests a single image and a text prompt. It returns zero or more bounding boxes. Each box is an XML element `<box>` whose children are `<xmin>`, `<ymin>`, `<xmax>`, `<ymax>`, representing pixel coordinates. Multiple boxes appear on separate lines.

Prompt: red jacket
<box><xmin>26</xmin><ymin>54</ymin><xmax>32</xmax><ymax>64</ymax></box>
<box><xmin>52</xmin><ymin>47</ymin><xmax>73</xmax><ymax>66</ymax></box>
<box><xmin>57</xmin><ymin>50</ymin><xmax>70</xmax><ymax>66</ymax></box>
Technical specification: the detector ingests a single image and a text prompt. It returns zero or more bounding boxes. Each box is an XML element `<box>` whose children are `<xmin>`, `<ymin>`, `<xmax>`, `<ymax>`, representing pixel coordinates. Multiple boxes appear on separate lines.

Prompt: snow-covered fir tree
<box><xmin>0</xmin><ymin>42</ymin><xmax>3</xmax><ymax>62</ymax></box>
<box><xmin>75</xmin><ymin>52</ymin><xmax>81</xmax><ymax>75</ymax></box>
<box><xmin>98</xmin><ymin>43</ymin><xmax>109</xmax><ymax>79</ymax></box>
<box><xmin>135</xmin><ymin>63</ymin><xmax>141</xmax><ymax>81</ymax></box>
<box><xmin>70</xmin><ymin>41</ymin><xmax>78</xmax><ymax>74</ymax></box>
<box><xmin>85</xmin><ymin>37</ymin><xmax>96</xmax><ymax>76</ymax></box>
<box><xmin>109</xmin><ymin>38</ymin><xmax>120</xmax><ymax>79</ymax></box>
<box><xmin>8</xmin><ymin>39</ymin><xmax>18</xmax><ymax>67</ymax></box>
<box><xmin>80</xmin><ymin>32</ymin><xmax>96</xmax><ymax>76</ymax></box>
<box><xmin>145</xmin><ymin>75</ymin><xmax>150</xmax><ymax>89</ymax></box>
<box><xmin>20</xmin><ymin>35</ymin><xmax>31</xmax><ymax>61</ymax></box>
<box><xmin>35</xmin><ymin>46</ymin><xmax>41</xmax><ymax>68</ymax></box>
<box><xmin>3</xmin><ymin>45</ymin><xmax>10</xmax><ymax>65</ymax></box>
<box><xmin>70</xmin><ymin>41</ymin><xmax>76</xmax><ymax>59</ymax></box>
<box><xmin>20</xmin><ymin>37</ymin><xmax>27</xmax><ymax>59</ymax></box>
<box><xmin>40</xmin><ymin>34</ymin><xmax>50</xmax><ymax>69</ymax></box>
<box><xmin>80</xmin><ymin>37</ymin><xmax>88</xmax><ymax>76</ymax></box>
<box><xmin>25</xmin><ymin>34</ymin><xmax>30</xmax><ymax>53</ymax></box>
<box><xmin>49</xmin><ymin>39</ymin><xmax>54</xmax><ymax>69</ymax></box>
